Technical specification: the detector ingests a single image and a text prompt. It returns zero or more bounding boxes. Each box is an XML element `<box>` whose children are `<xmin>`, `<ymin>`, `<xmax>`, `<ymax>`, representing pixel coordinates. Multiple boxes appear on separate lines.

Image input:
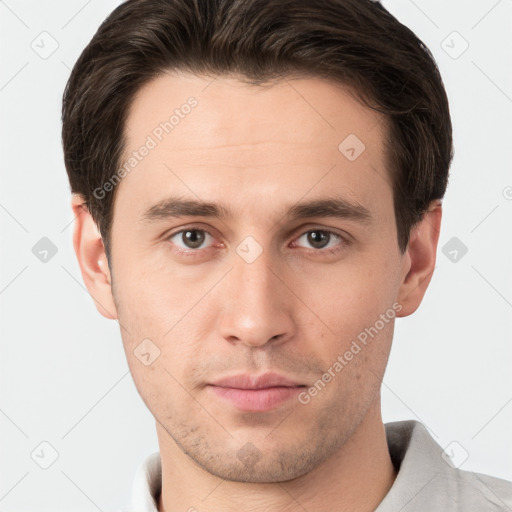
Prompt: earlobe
<box><xmin>71</xmin><ymin>194</ymin><xmax>118</xmax><ymax>320</ymax></box>
<box><xmin>396</xmin><ymin>201</ymin><xmax>442</xmax><ymax>317</ymax></box>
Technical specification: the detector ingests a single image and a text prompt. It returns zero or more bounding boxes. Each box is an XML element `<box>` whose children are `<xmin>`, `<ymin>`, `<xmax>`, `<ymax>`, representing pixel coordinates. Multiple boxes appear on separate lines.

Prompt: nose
<box><xmin>217</xmin><ymin>246</ymin><xmax>296</xmax><ymax>348</ymax></box>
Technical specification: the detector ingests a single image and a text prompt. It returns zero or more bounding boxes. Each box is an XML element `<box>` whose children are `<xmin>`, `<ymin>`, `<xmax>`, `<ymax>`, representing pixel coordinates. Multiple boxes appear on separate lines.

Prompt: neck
<box><xmin>157</xmin><ymin>399</ymin><xmax>396</xmax><ymax>512</ymax></box>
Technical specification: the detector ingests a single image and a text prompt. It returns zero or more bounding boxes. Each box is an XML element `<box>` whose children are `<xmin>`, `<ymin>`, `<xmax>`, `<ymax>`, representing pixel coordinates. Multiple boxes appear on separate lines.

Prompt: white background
<box><xmin>1</xmin><ymin>0</ymin><xmax>511</xmax><ymax>510</ymax></box>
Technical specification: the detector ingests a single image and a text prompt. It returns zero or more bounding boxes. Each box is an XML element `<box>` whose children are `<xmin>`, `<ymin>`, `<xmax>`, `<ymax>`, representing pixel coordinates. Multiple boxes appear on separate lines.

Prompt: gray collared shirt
<box><xmin>123</xmin><ymin>420</ymin><xmax>512</xmax><ymax>511</ymax></box>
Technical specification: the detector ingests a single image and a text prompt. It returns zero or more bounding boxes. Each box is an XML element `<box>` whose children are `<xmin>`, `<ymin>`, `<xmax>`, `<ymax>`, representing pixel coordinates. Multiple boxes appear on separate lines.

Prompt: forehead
<box><xmin>116</xmin><ymin>71</ymin><xmax>392</xmax><ymax>224</ymax></box>
<box><xmin>124</xmin><ymin>71</ymin><xmax>385</xmax><ymax>150</ymax></box>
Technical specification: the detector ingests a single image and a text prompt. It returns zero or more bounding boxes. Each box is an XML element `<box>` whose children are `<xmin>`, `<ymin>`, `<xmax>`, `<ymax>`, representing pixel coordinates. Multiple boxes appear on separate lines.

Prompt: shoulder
<box><xmin>377</xmin><ymin>420</ymin><xmax>512</xmax><ymax>511</ymax></box>
<box><xmin>437</xmin><ymin>465</ymin><xmax>512</xmax><ymax>510</ymax></box>
<box><xmin>452</xmin><ymin>468</ymin><xmax>512</xmax><ymax>510</ymax></box>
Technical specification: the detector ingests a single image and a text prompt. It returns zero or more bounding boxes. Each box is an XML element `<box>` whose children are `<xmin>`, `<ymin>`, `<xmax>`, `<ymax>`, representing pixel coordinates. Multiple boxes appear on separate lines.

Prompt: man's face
<box><xmin>108</xmin><ymin>72</ymin><xmax>408</xmax><ymax>482</ymax></box>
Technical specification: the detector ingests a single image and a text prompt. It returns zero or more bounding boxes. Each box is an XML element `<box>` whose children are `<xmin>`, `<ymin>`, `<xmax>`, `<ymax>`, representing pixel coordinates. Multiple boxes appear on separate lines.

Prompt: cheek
<box><xmin>115</xmin><ymin>261</ymin><xmax>208</xmax><ymax>331</ymax></box>
<box><xmin>113</xmin><ymin>269</ymin><xmax>214</xmax><ymax>383</ymax></box>
<box><xmin>288</xmin><ymin>263</ymin><xmax>399</xmax><ymax>394</ymax></box>
<box><xmin>297</xmin><ymin>257</ymin><xmax>399</xmax><ymax>332</ymax></box>
<box><xmin>115</xmin><ymin>287</ymin><xmax>203</xmax><ymax>419</ymax></box>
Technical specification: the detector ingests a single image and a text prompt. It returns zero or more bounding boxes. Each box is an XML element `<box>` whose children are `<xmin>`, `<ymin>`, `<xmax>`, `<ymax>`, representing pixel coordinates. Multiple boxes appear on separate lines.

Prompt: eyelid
<box><xmin>292</xmin><ymin>228</ymin><xmax>349</xmax><ymax>251</ymax></box>
<box><xmin>165</xmin><ymin>224</ymin><xmax>351</xmax><ymax>253</ymax></box>
<box><xmin>292</xmin><ymin>221</ymin><xmax>352</xmax><ymax>240</ymax></box>
<box><xmin>166</xmin><ymin>225</ymin><xmax>218</xmax><ymax>250</ymax></box>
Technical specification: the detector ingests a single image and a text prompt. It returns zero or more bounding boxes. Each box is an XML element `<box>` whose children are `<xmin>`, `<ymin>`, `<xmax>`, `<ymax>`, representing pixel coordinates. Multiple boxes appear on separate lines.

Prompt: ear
<box><xmin>396</xmin><ymin>200</ymin><xmax>442</xmax><ymax>317</ymax></box>
<box><xmin>71</xmin><ymin>194</ymin><xmax>118</xmax><ymax>320</ymax></box>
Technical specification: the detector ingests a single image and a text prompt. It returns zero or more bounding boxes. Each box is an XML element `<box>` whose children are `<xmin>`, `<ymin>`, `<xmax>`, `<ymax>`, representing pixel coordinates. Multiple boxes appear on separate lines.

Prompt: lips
<box><xmin>210</xmin><ymin>372</ymin><xmax>304</xmax><ymax>390</ymax></box>
<box><xmin>207</xmin><ymin>372</ymin><xmax>306</xmax><ymax>412</ymax></box>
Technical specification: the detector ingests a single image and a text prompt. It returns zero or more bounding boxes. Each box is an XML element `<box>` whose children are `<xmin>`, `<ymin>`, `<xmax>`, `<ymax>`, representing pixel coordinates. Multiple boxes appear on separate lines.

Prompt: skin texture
<box><xmin>72</xmin><ymin>72</ymin><xmax>442</xmax><ymax>511</ymax></box>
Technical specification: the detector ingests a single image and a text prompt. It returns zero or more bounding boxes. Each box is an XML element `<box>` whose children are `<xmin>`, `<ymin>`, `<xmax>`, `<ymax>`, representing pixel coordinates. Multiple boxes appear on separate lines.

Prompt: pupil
<box><xmin>308</xmin><ymin>231</ymin><xmax>329</xmax><ymax>249</ymax></box>
<box><xmin>183</xmin><ymin>230</ymin><xmax>205</xmax><ymax>249</ymax></box>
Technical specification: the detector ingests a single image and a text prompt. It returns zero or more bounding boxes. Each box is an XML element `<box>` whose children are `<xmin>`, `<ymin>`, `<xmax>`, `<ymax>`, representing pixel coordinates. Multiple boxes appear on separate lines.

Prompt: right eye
<box><xmin>167</xmin><ymin>228</ymin><xmax>215</xmax><ymax>251</ymax></box>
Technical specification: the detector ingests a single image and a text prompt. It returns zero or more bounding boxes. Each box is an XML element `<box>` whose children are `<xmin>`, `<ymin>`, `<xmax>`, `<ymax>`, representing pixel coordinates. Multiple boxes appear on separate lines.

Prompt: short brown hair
<box><xmin>62</xmin><ymin>0</ymin><xmax>453</xmax><ymax>262</ymax></box>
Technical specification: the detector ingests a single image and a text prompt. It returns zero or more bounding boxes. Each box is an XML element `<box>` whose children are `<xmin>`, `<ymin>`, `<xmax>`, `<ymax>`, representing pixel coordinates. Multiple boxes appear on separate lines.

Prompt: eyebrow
<box><xmin>140</xmin><ymin>196</ymin><xmax>372</xmax><ymax>225</ymax></box>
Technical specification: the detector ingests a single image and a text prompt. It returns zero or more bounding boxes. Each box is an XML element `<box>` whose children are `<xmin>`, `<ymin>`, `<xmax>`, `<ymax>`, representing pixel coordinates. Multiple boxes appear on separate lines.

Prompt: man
<box><xmin>61</xmin><ymin>0</ymin><xmax>512</xmax><ymax>510</ymax></box>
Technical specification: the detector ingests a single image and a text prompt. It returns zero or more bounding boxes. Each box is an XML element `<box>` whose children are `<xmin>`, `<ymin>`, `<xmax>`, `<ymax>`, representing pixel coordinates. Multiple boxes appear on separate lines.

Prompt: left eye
<box><xmin>295</xmin><ymin>230</ymin><xmax>343</xmax><ymax>250</ymax></box>
<box><xmin>169</xmin><ymin>229</ymin><xmax>214</xmax><ymax>250</ymax></box>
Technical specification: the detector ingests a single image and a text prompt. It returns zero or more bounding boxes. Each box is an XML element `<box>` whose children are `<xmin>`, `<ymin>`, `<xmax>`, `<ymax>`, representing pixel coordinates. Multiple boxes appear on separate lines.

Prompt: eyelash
<box><xmin>165</xmin><ymin>226</ymin><xmax>350</xmax><ymax>257</ymax></box>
